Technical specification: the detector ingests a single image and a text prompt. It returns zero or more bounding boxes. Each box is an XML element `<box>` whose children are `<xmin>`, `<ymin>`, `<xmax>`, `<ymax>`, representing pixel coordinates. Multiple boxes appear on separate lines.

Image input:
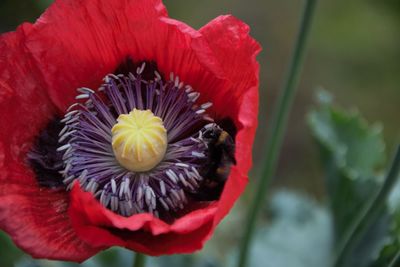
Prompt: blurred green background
<box><xmin>0</xmin><ymin>0</ymin><xmax>399</xmax><ymax>266</ymax></box>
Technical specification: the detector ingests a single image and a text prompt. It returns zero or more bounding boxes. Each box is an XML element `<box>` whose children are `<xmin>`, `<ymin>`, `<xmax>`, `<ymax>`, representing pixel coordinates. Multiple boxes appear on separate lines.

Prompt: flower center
<box><xmin>111</xmin><ymin>109</ymin><xmax>167</xmax><ymax>172</ymax></box>
<box><xmin>27</xmin><ymin>62</ymin><xmax>236</xmax><ymax>219</ymax></box>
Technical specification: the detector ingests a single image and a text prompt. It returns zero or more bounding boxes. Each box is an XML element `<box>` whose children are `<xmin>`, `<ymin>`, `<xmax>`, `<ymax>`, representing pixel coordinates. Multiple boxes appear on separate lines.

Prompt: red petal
<box><xmin>0</xmin><ymin>25</ymin><xmax>102</xmax><ymax>261</ymax></box>
<box><xmin>69</xmin><ymin>183</ymin><xmax>217</xmax><ymax>255</ymax></box>
<box><xmin>0</xmin><ymin>167</ymin><xmax>103</xmax><ymax>261</ymax></box>
<box><xmin>67</xmin><ymin>15</ymin><xmax>260</xmax><ymax>255</ymax></box>
<box><xmin>2</xmin><ymin>0</ymin><xmax>260</xmax><ymax>257</ymax></box>
<box><xmin>25</xmin><ymin>0</ymin><xmax>226</xmax><ymax>113</ymax></box>
<box><xmin>199</xmin><ymin>15</ymin><xmax>260</xmax><ymax>224</ymax></box>
<box><xmin>0</xmin><ymin>25</ymin><xmax>54</xmax><ymax>146</ymax></box>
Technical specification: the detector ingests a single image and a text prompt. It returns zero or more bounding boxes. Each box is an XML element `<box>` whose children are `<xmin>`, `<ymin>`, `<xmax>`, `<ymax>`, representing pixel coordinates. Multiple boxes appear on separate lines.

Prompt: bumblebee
<box><xmin>192</xmin><ymin>123</ymin><xmax>236</xmax><ymax>201</ymax></box>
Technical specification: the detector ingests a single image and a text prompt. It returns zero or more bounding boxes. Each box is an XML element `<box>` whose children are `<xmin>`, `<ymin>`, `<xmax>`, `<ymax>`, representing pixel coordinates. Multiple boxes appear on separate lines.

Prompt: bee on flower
<box><xmin>0</xmin><ymin>0</ymin><xmax>260</xmax><ymax>261</ymax></box>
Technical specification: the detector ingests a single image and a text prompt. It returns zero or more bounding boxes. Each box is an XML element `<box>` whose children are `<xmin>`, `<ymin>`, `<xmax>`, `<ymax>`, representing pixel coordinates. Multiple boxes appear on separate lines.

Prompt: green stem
<box><xmin>133</xmin><ymin>253</ymin><xmax>147</xmax><ymax>267</ymax></box>
<box><xmin>237</xmin><ymin>1</ymin><xmax>317</xmax><ymax>267</ymax></box>
<box><xmin>333</xmin><ymin>145</ymin><xmax>400</xmax><ymax>267</ymax></box>
<box><xmin>388</xmin><ymin>250</ymin><xmax>400</xmax><ymax>267</ymax></box>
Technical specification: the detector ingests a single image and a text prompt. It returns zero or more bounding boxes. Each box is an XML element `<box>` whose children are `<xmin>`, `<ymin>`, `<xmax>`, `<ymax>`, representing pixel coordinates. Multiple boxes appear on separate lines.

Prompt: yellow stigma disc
<box><xmin>111</xmin><ymin>109</ymin><xmax>167</xmax><ymax>172</ymax></box>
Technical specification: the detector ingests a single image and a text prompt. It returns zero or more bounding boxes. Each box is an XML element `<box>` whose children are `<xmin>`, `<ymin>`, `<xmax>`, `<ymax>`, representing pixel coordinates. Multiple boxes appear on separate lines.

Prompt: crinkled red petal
<box><xmin>0</xmin><ymin>25</ymin><xmax>102</xmax><ymax>261</ymax></box>
<box><xmin>1</xmin><ymin>0</ymin><xmax>260</xmax><ymax>258</ymax></box>
<box><xmin>26</xmin><ymin>0</ymin><xmax>225</xmax><ymax>113</ymax></box>
<box><xmin>69</xmin><ymin>183</ymin><xmax>217</xmax><ymax>255</ymax></box>
<box><xmin>66</xmin><ymin>13</ymin><xmax>260</xmax><ymax>255</ymax></box>
<box><xmin>199</xmin><ymin>15</ymin><xmax>260</xmax><ymax>225</ymax></box>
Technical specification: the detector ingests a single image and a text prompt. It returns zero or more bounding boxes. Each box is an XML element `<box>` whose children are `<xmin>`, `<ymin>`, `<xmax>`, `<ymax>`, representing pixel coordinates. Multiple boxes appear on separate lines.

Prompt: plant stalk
<box><xmin>133</xmin><ymin>253</ymin><xmax>147</xmax><ymax>267</ymax></box>
<box><xmin>237</xmin><ymin>1</ymin><xmax>317</xmax><ymax>267</ymax></box>
<box><xmin>333</xmin><ymin>145</ymin><xmax>400</xmax><ymax>267</ymax></box>
<box><xmin>388</xmin><ymin>250</ymin><xmax>400</xmax><ymax>267</ymax></box>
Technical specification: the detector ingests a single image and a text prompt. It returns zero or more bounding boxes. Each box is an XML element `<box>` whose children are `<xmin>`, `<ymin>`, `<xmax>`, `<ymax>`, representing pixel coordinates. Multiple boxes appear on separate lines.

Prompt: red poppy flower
<box><xmin>0</xmin><ymin>0</ymin><xmax>260</xmax><ymax>262</ymax></box>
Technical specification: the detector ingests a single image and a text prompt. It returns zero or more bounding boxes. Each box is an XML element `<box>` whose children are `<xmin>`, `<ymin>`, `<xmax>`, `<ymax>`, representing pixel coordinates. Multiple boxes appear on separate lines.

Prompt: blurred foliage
<box><xmin>308</xmin><ymin>91</ymin><xmax>398</xmax><ymax>267</ymax></box>
<box><xmin>308</xmin><ymin>91</ymin><xmax>386</xmax><ymax>180</ymax></box>
<box><xmin>0</xmin><ymin>0</ymin><xmax>52</xmax><ymax>32</ymax></box>
<box><xmin>308</xmin><ymin>91</ymin><xmax>386</xmax><ymax>239</ymax></box>
<box><xmin>243</xmin><ymin>190</ymin><xmax>333</xmax><ymax>267</ymax></box>
<box><xmin>372</xmin><ymin>177</ymin><xmax>400</xmax><ymax>266</ymax></box>
<box><xmin>0</xmin><ymin>231</ymin><xmax>23</xmax><ymax>267</ymax></box>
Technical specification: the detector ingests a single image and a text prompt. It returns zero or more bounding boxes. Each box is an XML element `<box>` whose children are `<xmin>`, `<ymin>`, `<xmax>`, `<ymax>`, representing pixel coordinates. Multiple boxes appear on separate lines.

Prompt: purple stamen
<box><xmin>57</xmin><ymin>64</ymin><xmax>217</xmax><ymax>218</ymax></box>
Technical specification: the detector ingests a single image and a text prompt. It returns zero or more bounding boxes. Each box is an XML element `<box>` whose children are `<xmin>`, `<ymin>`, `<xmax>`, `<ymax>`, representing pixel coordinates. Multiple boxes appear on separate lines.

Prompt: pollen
<box><xmin>111</xmin><ymin>109</ymin><xmax>167</xmax><ymax>172</ymax></box>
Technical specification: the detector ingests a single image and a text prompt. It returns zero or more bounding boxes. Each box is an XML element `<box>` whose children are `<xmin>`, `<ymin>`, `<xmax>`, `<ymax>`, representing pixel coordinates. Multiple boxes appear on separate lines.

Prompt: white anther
<box><xmin>136</xmin><ymin>186</ymin><xmax>144</xmax><ymax>202</ymax></box>
<box><xmin>185</xmin><ymin>85</ymin><xmax>193</xmax><ymax>93</ymax></box>
<box><xmin>190</xmin><ymin>137</ymin><xmax>200</xmax><ymax>143</ymax></box>
<box><xmin>204</xmin><ymin>123</ymin><xmax>216</xmax><ymax>129</ymax></box>
<box><xmin>165</xmin><ymin>197</ymin><xmax>175</xmax><ymax>209</ymax></box>
<box><xmin>108</xmin><ymin>73</ymin><xmax>120</xmax><ymax>80</ymax></box>
<box><xmin>119</xmin><ymin>180</ymin><xmax>125</xmax><ymax>198</ymax></box>
<box><xmin>201</xmin><ymin>102</ymin><xmax>213</xmax><ymax>109</ymax></box>
<box><xmin>78</xmin><ymin>87</ymin><xmax>95</xmax><ymax>94</ymax></box>
<box><xmin>66</xmin><ymin>103</ymin><xmax>79</xmax><ymax>111</ymax></box>
<box><xmin>65</xmin><ymin>116</ymin><xmax>79</xmax><ymax>124</ymax></box>
<box><xmin>111</xmin><ymin>196</ymin><xmax>119</xmax><ymax>211</ymax></box>
<box><xmin>137</xmin><ymin>62</ymin><xmax>146</xmax><ymax>74</ymax></box>
<box><xmin>128</xmin><ymin>72</ymin><xmax>136</xmax><ymax>81</ymax></box>
<box><xmin>58</xmin><ymin>125</ymin><xmax>69</xmax><ymax>137</ymax></box>
<box><xmin>61</xmin><ymin>116</ymin><xmax>72</xmax><ymax>123</ymax></box>
<box><xmin>85</xmin><ymin>179</ymin><xmax>95</xmax><ymax>193</ymax></box>
<box><xmin>62</xmin><ymin>148</ymin><xmax>73</xmax><ymax>161</ymax></box>
<box><xmin>100</xmin><ymin>191</ymin><xmax>110</xmax><ymax>206</ymax></box>
<box><xmin>92</xmin><ymin>182</ymin><xmax>99</xmax><ymax>193</ymax></box>
<box><xmin>80</xmin><ymin>169</ymin><xmax>88</xmax><ymax>178</ymax></box>
<box><xmin>57</xmin><ymin>144</ymin><xmax>71</xmax><ymax>152</ymax></box>
<box><xmin>166</xmin><ymin>170</ymin><xmax>178</xmax><ymax>183</ymax></box>
<box><xmin>179</xmin><ymin>189</ymin><xmax>187</xmax><ymax>204</ymax></box>
<box><xmin>154</xmin><ymin>71</ymin><xmax>162</xmax><ymax>81</ymax></box>
<box><xmin>171</xmin><ymin>190</ymin><xmax>181</xmax><ymax>203</ymax></box>
<box><xmin>203</xmin><ymin>115</ymin><xmax>214</xmax><ymax>122</ymax></box>
<box><xmin>145</xmin><ymin>187</ymin><xmax>153</xmax><ymax>208</ymax></box>
<box><xmin>75</xmin><ymin>94</ymin><xmax>90</xmax><ymax>100</ymax></box>
<box><xmin>64</xmin><ymin>110</ymin><xmax>79</xmax><ymax>118</ymax></box>
<box><xmin>191</xmin><ymin>167</ymin><xmax>201</xmax><ymax>178</ymax></box>
<box><xmin>64</xmin><ymin>163</ymin><xmax>72</xmax><ymax>174</ymax></box>
<box><xmin>59</xmin><ymin>130</ymin><xmax>77</xmax><ymax>142</ymax></box>
<box><xmin>159</xmin><ymin>198</ymin><xmax>169</xmax><ymax>211</ymax></box>
<box><xmin>175</xmin><ymin>162</ymin><xmax>189</xmax><ymax>168</ymax></box>
<box><xmin>124</xmin><ymin>178</ymin><xmax>130</xmax><ymax>196</ymax></box>
<box><xmin>188</xmin><ymin>176</ymin><xmax>199</xmax><ymax>188</ymax></box>
<box><xmin>111</xmin><ymin>179</ymin><xmax>117</xmax><ymax>194</ymax></box>
<box><xmin>192</xmin><ymin>151</ymin><xmax>205</xmax><ymax>157</ymax></box>
<box><xmin>160</xmin><ymin>180</ymin><xmax>166</xmax><ymax>196</ymax></box>
<box><xmin>63</xmin><ymin>175</ymin><xmax>75</xmax><ymax>184</ymax></box>
<box><xmin>174</xmin><ymin>76</ymin><xmax>180</xmax><ymax>88</ymax></box>
<box><xmin>178</xmin><ymin>173</ymin><xmax>190</xmax><ymax>188</ymax></box>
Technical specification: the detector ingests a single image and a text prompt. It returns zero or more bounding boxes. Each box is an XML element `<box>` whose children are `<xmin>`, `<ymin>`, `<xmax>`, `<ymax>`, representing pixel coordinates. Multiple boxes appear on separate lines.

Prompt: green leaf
<box><xmin>307</xmin><ymin>90</ymin><xmax>389</xmax><ymax>267</ymax></box>
<box><xmin>0</xmin><ymin>231</ymin><xmax>24</xmax><ymax>267</ymax></box>
<box><xmin>308</xmin><ymin>92</ymin><xmax>386</xmax><ymax>181</ymax></box>
<box><xmin>242</xmin><ymin>190</ymin><xmax>333</xmax><ymax>267</ymax></box>
<box><xmin>371</xmin><ymin>178</ymin><xmax>400</xmax><ymax>267</ymax></box>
